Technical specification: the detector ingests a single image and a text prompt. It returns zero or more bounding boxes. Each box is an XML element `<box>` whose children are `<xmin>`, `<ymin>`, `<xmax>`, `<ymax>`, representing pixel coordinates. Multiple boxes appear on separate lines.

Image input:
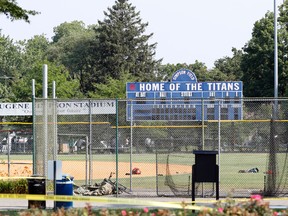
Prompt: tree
<box><xmin>213</xmin><ymin>48</ymin><xmax>243</xmax><ymax>81</ymax></box>
<box><xmin>241</xmin><ymin>12</ymin><xmax>276</xmax><ymax>97</ymax></box>
<box><xmin>47</xmin><ymin>21</ymin><xmax>97</xmax><ymax>94</ymax></box>
<box><xmin>189</xmin><ymin>61</ymin><xmax>211</xmax><ymax>81</ymax></box>
<box><xmin>157</xmin><ymin>61</ymin><xmax>228</xmax><ymax>83</ymax></box>
<box><xmin>19</xmin><ymin>35</ymin><xmax>50</xmax><ymax>73</ymax></box>
<box><xmin>278</xmin><ymin>0</ymin><xmax>288</xmax><ymax>97</ymax></box>
<box><xmin>88</xmin><ymin>72</ymin><xmax>134</xmax><ymax>99</ymax></box>
<box><xmin>241</xmin><ymin>3</ymin><xmax>288</xmax><ymax>97</ymax></box>
<box><xmin>51</xmin><ymin>21</ymin><xmax>90</xmax><ymax>43</ymax></box>
<box><xmin>91</xmin><ymin>0</ymin><xmax>162</xmax><ymax>89</ymax></box>
<box><xmin>156</xmin><ymin>64</ymin><xmax>187</xmax><ymax>82</ymax></box>
<box><xmin>0</xmin><ymin>0</ymin><xmax>39</xmax><ymax>23</ymax></box>
<box><xmin>0</xmin><ymin>33</ymin><xmax>22</xmax><ymax>101</ymax></box>
<box><xmin>0</xmin><ymin>82</ymin><xmax>13</xmax><ymax>102</ymax></box>
<box><xmin>12</xmin><ymin>61</ymin><xmax>83</xmax><ymax>101</ymax></box>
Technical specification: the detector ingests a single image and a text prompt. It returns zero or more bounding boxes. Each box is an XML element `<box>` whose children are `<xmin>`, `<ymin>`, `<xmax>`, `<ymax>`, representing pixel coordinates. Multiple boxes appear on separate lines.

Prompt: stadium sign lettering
<box><xmin>139</xmin><ymin>83</ymin><xmax>165</xmax><ymax>91</ymax></box>
<box><xmin>129</xmin><ymin>82</ymin><xmax>242</xmax><ymax>92</ymax></box>
<box><xmin>0</xmin><ymin>102</ymin><xmax>32</xmax><ymax>116</ymax></box>
<box><xmin>0</xmin><ymin>100</ymin><xmax>116</xmax><ymax>116</ymax></box>
<box><xmin>0</xmin><ymin>103</ymin><xmax>30</xmax><ymax>110</ymax></box>
<box><xmin>207</xmin><ymin>82</ymin><xmax>240</xmax><ymax>91</ymax></box>
<box><xmin>57</xmin><ymin>101</ymin><xmax>115</xmax><ymax>109</ymax></box>
<box><xmin>126</xmin><ymin>68</ymin><xmax>243</xmax><ymax>121</ymax></box>
<box><xmin>57</xmin><ymin>101</ymin><xmax>116</xmax><ymax>115</ymax></box>
<box><xmin>171</xmin><ymin>69</ymin><xmax>197</xmax><ymax>82</ymax></box>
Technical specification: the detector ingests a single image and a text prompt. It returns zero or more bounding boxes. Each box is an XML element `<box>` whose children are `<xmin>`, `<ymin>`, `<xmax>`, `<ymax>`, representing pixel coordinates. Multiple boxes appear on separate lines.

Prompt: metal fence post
<box><xmin>201</xmin><ymin>98</ymin><xmax>205</xmax><ymax>150</ymax></box>
<box><xmin>115</xmin><ymin>98</ymin><xmax>119</xmax><ymax>196</ymax></box>
<box><xmin>32</xmin><ymin>79</ymin><xmax>36</xmax><ymax>174</ymax></box>
<box><xmin>129</xmin><ymin>100</ymin><xmax>133</xmax><ymax>192</ymax></box>
<box><xmin>89</xmin><ymin>99</ymin><xmax>92</xmax><ymax>185</ymax></box>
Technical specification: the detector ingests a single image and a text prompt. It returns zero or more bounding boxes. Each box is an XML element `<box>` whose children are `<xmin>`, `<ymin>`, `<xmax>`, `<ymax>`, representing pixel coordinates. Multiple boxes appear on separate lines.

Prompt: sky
<box><xmin>0</xmin><ymin>0</ymin><xmax>282</xmax><ymax>69</ymax></box>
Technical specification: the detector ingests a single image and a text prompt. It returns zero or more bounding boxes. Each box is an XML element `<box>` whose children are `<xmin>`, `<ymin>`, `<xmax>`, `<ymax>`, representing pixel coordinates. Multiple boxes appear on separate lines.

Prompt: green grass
<box><xmin>1</xmin><ymin>152</ymin><xmax>282</xmax><ymax>193</ymax></box>
<box><xmin>0</xmin><ymin>152</ymin><xmax>273</xmax><ymax>164</ymax></box>
<box><xmin>0</xmin><ymin>153</ymin><xmax>158</xmax><ymax>163</ymax></box>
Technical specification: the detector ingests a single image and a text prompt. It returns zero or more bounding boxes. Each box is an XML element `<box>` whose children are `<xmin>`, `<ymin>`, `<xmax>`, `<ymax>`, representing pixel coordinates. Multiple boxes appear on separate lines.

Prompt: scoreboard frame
<box><xmin>126</xmin><ymin>69</ymin><xmax>243</xmax><ymax>121</ymax></box>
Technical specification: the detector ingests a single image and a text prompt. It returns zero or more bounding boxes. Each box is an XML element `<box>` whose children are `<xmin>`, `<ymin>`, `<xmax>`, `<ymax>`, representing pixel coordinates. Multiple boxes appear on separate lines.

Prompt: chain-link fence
<box><xmin>0</xmin><ymin>120</ymin><xmax>33</xmax><ymax>177</ymax></box>
<box><xmin>1</xmin><ymin>98</ymin><xmax>287</xmax><ymax>198</ymax></box>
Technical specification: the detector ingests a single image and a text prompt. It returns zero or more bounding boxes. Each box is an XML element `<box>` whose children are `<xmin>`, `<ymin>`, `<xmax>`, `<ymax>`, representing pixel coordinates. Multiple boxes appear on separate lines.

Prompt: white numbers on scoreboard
<box><xmin>135</xmin><ymin>92</ymin><xmax>146</xmax><ymax>97</ymax></box>
<box><xmin>180</xmin><ymin>92</ymin><xmax>193</xmax><ymax>97</ymax></box>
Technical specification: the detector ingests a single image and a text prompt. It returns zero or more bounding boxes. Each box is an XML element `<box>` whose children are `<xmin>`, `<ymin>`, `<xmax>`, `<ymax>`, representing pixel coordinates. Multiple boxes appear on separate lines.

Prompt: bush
<box><xmin>0</xmin><ymin>179</ymin><xmax>28</xmax><ymax>194</ymax></box>
<box><xmin>198</xmin><ymin>195</ymin><xmax>287</xmax><ymax>216</ymax></box>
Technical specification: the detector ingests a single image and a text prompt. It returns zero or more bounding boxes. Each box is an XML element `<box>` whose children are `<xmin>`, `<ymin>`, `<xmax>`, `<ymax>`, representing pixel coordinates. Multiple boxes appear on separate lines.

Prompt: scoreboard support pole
<box><xmin>129</xmin><ymin>102</ymin><xmax>133</xmax><ymax>191</ymax></box>
<box><xmin>201</xmin><ymin>99</ymin><xmax>205</xmax><ymax>150</ymax></box>
<box><xmin>217</xmin><ymin>100</ymin><xmax>221</xmax><ymax>188</ymax></box>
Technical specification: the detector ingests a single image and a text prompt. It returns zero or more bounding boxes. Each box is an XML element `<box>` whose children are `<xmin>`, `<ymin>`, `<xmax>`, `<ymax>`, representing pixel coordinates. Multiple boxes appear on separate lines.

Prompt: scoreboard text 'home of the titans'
<box><xmin>126</xmin><ymin>69</ymin><xmax>243</xmax><ymax>121</ymax></box>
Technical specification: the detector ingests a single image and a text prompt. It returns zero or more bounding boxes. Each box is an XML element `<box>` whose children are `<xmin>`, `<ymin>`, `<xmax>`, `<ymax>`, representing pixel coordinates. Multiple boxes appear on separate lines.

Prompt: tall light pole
<box><xmin>267</xmin><ymin>0</ymin><xmax>278</xmax><ymax>196</ymax></box>
<box><xmin>274</xmin><ymin>0</ymin><xmax>278</xmax><ymax>103</ymax></box>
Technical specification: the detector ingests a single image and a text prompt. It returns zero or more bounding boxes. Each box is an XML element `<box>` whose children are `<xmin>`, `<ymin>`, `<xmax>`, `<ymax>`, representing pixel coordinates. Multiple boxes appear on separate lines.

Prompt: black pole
<box><xmin>54</xmin><ymin>160</ymin><xmax>57</xmax><ymax>210</ymax></box>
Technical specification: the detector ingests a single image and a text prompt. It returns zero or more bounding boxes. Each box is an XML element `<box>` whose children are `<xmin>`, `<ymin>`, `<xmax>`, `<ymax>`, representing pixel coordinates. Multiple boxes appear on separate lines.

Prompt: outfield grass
<box><xmin>0</xmin><ymin>152</ymin><xmax>272</xmax><ymax>174</ymax></box>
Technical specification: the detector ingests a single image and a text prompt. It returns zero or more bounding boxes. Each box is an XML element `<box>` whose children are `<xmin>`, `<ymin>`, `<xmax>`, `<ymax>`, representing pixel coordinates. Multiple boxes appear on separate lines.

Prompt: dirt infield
<box><xmin>0</xmin><ymin>161</ymin><xmax>191</xmax><ymax>180</ymax></box>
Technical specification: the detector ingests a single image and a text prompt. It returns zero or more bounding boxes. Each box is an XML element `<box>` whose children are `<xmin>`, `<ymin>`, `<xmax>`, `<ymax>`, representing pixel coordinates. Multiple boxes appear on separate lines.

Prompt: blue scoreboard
<box><xmin>126</xmin><ymin>69</ymin><xmax>243</xmax><ymax>121</ymax></box>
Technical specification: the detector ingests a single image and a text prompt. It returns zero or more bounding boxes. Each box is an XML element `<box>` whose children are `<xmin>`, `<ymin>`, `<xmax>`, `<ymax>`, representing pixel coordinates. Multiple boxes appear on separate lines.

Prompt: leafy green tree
<box><xmin>157</xmin><ymin>62</ymin><xmax>228</xmax><ymax>82</ymax></box>
<box><xmin>12</xmin><ymin>61</ymin><xmax>83</xmax><ymax>101</ymax></box>
<box><xmin>241</xmin><ymin>12</ymin><xmax>275</xmax><ymax>97</ymax></box>
<box><xmin>206</xmin><ymin>68</ymin><xmax>229</xmax><ymax>81</ymax></box>
<box><xmin>0</xmin><ymin>33</ymin><xmax>22</xmax><ymax>76</ymax></box>
<box><xmin>156</xmin><ymin>64</ymin><xmax>181</xmax><ymax>81</ymax></box>
<box><xmin>0</xmin><ymin>83</ymin><xmax>13</xmax><ymax>102</ymax></box>
<box><xmin>241</xmin><ymin>5</ymin><xmax>288</xmax><ymax>97</ymax></box>
<box><xmin>51</xmin><ymin>21</ymin><xmax>91</xmax><ymax>43</ymax></box>
<box><xmin>19</xmin><ymin>35</ymin><xmax>50</xmax><ymax>73</ymax></box>
<box><xmin>0</xmin><ymin>33</ymin><xmax>22</xmax><ymax>101</ymax></box>
<box><xmin>278</xmin><ymin>0</ymin><xmax>288</xmax><ymax>97</ymax></box>
<box><xmin>213</xmin><ymin>48</ymin><xmax>243</xmax><ymax>81</ymax></box>
<box><xmin>47</xmin><ymin>21</ymin><xmax>97</xmax><ymax>94</ymax></box>
<box><xmin>88</xmin><ymin>72</ymin><xmax>134</xmax><ymax>99</ymax></box>
<box><xmin>0</xmin><ymin>34</ymin><xmax>20</xmax><ymax>124</ymax></box>
<box><xmin>91</xmin><ymin>0</ymin><xmax>162</xmax><ymax>89</ymax></box>
<box><xmin>278</xmin><ymin>0</ymin><xmax>288</xmax><ymax>146</ymax></box>
<box><xmin>0</xmin><ymin>0</ymin><xmax>39</xmax><ymax>22</ymax></box>
<box><xmin>190</xmin><ymin>61</ymin><xmax>212</xmax><ymax>81</ymax></box>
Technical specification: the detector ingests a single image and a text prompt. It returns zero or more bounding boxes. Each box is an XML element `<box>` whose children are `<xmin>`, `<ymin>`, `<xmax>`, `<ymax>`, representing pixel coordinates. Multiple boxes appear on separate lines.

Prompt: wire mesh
<box><xmin>0</xmin><ymin>97</ymin><xmax>287</xmax><ymax>198</ymax></box>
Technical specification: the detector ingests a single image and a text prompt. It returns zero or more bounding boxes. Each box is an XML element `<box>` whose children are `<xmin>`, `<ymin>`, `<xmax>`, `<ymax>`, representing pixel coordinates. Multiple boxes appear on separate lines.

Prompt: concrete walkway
<box><xmin>0</xmin><ymin>197</ymin><xmax>287</xmax><ymax>211</ymax></box>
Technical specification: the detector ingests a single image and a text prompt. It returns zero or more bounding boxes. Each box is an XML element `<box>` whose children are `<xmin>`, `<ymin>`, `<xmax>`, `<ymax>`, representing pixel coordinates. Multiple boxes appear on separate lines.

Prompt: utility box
<box><xmin>192</xmin><ymin>150</ymin><xmax>219</xmax><ymax>201</ymax></box>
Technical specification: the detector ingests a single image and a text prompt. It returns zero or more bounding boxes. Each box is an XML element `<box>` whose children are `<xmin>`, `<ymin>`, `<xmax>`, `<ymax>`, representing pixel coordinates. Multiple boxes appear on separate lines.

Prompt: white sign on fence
<box><xmin>0</xmin><ymin>100</ymin><xmax>116</xmax><ymax>116</ymax></box>
<box><xmin>0</xmin><ymin>102</ymin><xmax>32</xmax><ymax>116</ymax></box>
<box><xmin>57</xmin><ymin>100</ymin><xmax>116</xmax><ymax>115</ymax></box>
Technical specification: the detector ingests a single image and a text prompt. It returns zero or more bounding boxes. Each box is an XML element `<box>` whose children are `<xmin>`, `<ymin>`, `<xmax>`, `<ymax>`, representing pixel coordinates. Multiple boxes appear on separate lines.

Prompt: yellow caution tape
<box><xmin>0</xmin><ymin>194</ymin><xmax>287</xmax><ymax>210</ymax></box>
<box><xmin>0</xmin><ymin>176</ymin><xmax>45</xmax><ymax>180</ymax></box>
<box><xmin>0</xmin><ymin>194</ymin><xmax>210</xmax><ymax>211</ymax></box>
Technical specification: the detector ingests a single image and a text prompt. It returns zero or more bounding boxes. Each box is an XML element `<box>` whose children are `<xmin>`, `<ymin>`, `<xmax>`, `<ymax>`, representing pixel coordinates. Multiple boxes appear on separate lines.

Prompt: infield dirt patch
<box><xmin>0</xmin><ymin>160</ymin><xmax>191</xmax><ymax>180</ymax></box>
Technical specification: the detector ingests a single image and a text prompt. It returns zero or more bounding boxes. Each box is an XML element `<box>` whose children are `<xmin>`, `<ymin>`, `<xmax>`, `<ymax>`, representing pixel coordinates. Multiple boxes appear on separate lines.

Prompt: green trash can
<box><xmin>56</xmin><ymin>174</ymin><xmax>74</xmax><ymax>209</ymax></box>
<box><xmin>28</xmin><ymin>175</ymin><xmax>46</xmax><ymax>209</ymax></box>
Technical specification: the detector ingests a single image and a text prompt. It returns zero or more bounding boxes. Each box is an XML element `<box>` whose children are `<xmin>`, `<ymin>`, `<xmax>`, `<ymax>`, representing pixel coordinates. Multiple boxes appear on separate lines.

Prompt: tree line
<box><xmin>0</xmin><ymin>0</ymin><xmax>288</xmax><ymax>103</ymax></box>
